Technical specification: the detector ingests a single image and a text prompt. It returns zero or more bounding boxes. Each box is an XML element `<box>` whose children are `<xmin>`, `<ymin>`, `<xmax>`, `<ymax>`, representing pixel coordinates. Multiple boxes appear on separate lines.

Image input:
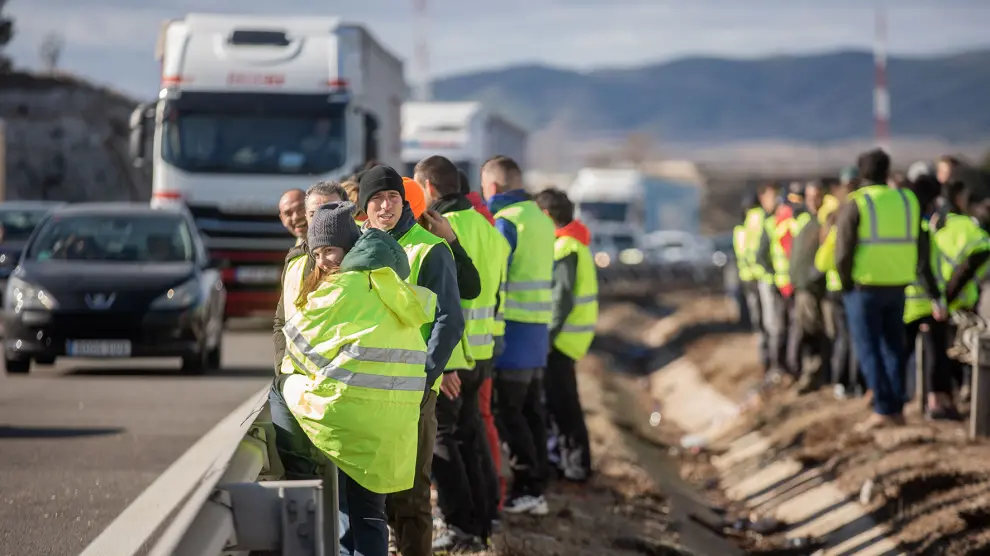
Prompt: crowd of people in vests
<box><xmin>732</xmin><ymin>150</ymin><xmax>990</xmax><ymax>430</ymax></box>
<box><xmin>270</xmin><ymin>155</ymin><xmax>600</xmax><ymax>556</ymax></box>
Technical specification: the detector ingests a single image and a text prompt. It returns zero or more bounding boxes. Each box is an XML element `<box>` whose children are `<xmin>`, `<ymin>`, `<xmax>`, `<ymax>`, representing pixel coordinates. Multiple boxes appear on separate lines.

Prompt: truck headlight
<box><xmin>151</xmin><ymin>278</ymin><xmax>201</xmax><ymax>310</ymax></box>
<box><xmin>619</xmin><ymin>248</ymin><xmax>644</xmax><ymax>265</ymax></box>
<box><xmin>6</xmin><ymin>276</ymin><xmax>58</xmax><ymax>312</ymax></box>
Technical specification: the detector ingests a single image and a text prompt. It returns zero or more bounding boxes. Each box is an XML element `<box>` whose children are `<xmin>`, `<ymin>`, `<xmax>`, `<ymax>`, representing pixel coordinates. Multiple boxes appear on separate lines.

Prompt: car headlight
<box><xmin>619</xmin><ymin>248</ymin><xmax>644</xmax><ymax>265</ymax></box>
<box><xmin>151</xmin><ymin>278</ymin><xmax>201</xmax><ymax>309</ymax></box>
<box><xmin>5</xmin><ymin>276</ymin><xmax>58</xmax><ymax>312</ymax></box>
<box><xmin>594</xmin><ymin>251</ymin><xmax>611</xmax><ymax>268</ymax></box>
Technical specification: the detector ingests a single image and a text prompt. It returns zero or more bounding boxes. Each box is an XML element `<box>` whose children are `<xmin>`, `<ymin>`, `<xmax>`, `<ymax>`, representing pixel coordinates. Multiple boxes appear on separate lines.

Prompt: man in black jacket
<box><xmin>359</xmin><ymin>165</ymin><xmax>467</xmax><ymax>556</ymax></box>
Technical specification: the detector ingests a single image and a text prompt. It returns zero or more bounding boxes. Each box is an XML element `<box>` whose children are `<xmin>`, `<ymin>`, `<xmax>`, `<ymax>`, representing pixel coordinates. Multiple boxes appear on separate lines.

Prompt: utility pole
<box><xmin>413</xmin><ymin>0</ymin><xmax>431</xmax><ymax>101</ymax></box>
<box><xmin>874</xmin><ymin>6</ymin><xmax>890</xmax><ymax>152</ymax></box>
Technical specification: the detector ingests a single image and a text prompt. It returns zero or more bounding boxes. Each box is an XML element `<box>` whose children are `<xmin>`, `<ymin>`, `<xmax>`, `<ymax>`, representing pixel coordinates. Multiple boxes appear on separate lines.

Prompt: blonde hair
<box><xmin>295</xmin><ymin>264</ymin><xmax>340</xmax><ymax>309</ymax></box>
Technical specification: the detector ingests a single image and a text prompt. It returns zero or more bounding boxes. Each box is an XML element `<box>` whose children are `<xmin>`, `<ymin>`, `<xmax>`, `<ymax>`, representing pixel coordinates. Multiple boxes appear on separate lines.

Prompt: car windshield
<box><xmin>0</xmin><ymin>208</ymin><xmax>51</xmax><ymax>241</ymax></box>
<box><xmin>27</xmin><ymin>214</ymin><xmax>195</xmax><ymax>263</ymax></box>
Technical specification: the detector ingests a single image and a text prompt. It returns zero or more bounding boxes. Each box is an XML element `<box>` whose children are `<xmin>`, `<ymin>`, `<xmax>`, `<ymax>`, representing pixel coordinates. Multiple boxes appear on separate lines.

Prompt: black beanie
<box><xmin>308</xmin><ymin>201</ymin><xmax>361</xmax><ymax>253</ymax></box>
<box><xmin>358</xmin><ymin>165</ymin><xmax>405</xmax><ymax>211</ymax></box>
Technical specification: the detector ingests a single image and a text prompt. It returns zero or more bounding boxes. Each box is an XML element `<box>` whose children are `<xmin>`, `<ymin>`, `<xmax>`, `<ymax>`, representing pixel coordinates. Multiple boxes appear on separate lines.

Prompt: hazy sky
<box><xmin>5</xmin><ymin>0</ymin><xmax>990</xmax><ymax>98</ymax></box>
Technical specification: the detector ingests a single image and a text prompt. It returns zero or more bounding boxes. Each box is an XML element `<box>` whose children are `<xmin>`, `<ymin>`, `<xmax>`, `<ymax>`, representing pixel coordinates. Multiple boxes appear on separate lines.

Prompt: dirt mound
<box><xmin>599</xmin><ymin>293</ymin><xmax>990</xmax><ymax>555</ymax></box>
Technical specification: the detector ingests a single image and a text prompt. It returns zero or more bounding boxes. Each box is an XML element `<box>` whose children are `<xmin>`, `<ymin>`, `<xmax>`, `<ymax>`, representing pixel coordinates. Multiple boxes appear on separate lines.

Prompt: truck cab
<box><xmin>129</xmin><ymin>14</ymin><xmax>405</xmax><ymax>318</ymax></box>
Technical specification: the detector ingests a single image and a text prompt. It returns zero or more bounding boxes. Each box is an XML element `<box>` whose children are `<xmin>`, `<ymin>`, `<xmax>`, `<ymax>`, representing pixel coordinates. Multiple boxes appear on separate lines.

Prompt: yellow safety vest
<box><xmin>743</xmin><ymin>207</ymin><xmax>768</xmax><ymax>282</ymax></box>
<box><xmin>282</xmin><ymin>253</ymin><xmax>308</xmax><ymax>321</ymax></box>
<box><xmin>851</xmin><ymin>185</ymin><xmax>920</xmax><ymax>286</ymax></box>
<box><xmin>494</xmin><ymin>200</ymin><xmax>556</xmax><ymax>324</ymax></box>
<box><xmin>279</xmin><ymin>267</ymin><xmax>436</xmax><ymax>494</ymax></box>
<box><xmin>398</xmin><ymin>223</ymin><xmax>475</xmax><ymax>383</ymax></box>
<box><xmin>444</xmin><ymin>208</ymin><xmax>507</xmax><ymax>361</ymax></box>
<box><xmin>767</xmin><ymin>213</ymin><xmax>792</xmax><ymax>290</ymax></box>
<box><xmin>934</xmin><ymin>213</ymin><xmax>990</xmax><ymax>312</ymax></box>
<box><xmin>553</xmin><ymin>235</ymin><xmax>599</xmax><ymax>360</ymax></box>
<box><xmin>903</xmin><ymin>220</ymin><xmax>943</xmax><ymax>323</ymax></box>
<box><xmin>733</xmin><ymin>225</ymin><xmax>753</xmax><ymax>282</ymax></box>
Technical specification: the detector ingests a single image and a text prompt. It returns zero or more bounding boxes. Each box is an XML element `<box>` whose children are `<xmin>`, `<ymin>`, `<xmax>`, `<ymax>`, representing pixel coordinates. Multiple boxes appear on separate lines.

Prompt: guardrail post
<box><xmin>969</xmin><ymin>331</ymin><xmax>990</xmax><ymax>439</ymax></box>
<box><xmin>322</xmin><ymin>461</ymin><xmax>342</xmax><ymax>556</ymax></box>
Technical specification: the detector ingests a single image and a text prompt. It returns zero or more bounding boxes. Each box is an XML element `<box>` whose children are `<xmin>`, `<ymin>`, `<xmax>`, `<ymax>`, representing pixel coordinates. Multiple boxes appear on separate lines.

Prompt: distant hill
<box><xmin>432</xmin><ymin>49</ymin><xmax>990</xmax><ymax>143</ymax></box>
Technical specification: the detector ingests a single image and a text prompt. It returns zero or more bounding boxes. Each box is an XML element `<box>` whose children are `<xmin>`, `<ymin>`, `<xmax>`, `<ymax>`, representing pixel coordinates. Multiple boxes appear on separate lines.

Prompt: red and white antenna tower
<box><xmin>874</xmin><ymin>6</ymin><xmax>890</xmax><ymax>150</ymax></box>
<box><xmin>413</xmin><ymin>0</ymin><xmax>431</xmax><ymax>101</ymax></box>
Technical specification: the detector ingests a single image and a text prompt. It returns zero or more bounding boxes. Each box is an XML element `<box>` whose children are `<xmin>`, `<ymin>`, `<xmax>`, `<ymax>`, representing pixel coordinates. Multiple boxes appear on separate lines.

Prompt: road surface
<box><xmin>0</xmin><ymin>321</ymin><xmax>273</xmax><ymax>556</ymax></box>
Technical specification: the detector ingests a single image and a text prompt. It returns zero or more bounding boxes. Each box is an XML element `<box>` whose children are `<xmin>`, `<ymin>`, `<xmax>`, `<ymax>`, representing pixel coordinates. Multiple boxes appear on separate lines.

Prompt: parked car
<box><xmin>0</xmin><ymin>201</ymin><xmax>67</xmax><ymax>302</ymax></box>
<box><xmin>3</xmin><ymin>203</ymin><xmax>226</xmax><ymax>374</ymax></box>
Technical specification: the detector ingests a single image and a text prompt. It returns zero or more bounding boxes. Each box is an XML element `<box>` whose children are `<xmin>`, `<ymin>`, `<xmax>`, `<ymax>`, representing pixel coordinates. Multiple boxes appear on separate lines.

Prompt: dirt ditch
<box><xmin>588</xmin><ymin>292</ymin><xmax>990</xmax><ymax>556</ymax></box>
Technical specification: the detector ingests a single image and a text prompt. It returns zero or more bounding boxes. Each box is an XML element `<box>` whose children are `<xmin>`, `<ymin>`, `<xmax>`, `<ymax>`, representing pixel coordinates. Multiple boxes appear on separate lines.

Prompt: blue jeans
<box><xmin>843</xmin><ymin>289</ymin><xmax>907</xmax><ymax>416</ymax></box>
<box><xmin>269</xmin><ymin>381</ymin><xmax>389</xmax><ymax>556</ymax></box>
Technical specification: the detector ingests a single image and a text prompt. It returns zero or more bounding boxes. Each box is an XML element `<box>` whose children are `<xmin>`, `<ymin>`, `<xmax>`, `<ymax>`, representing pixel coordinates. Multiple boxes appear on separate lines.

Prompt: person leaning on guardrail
<box><xmin>271</xmin><ymin>201</ymin><xmax>437</xmax><ymax>556</ymax></box>
<box><xmin>273</xmin><ymin>182</ymin><xmax>347</xmax><ymax>373</ymax></box>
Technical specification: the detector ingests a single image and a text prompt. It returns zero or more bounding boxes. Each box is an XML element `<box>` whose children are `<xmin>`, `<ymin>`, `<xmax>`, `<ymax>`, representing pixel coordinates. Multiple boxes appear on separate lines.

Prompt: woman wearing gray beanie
<box><xmin>268</xmin><ymin>201</ymin><xmax>437</xmax><ymax>556</ymax></box>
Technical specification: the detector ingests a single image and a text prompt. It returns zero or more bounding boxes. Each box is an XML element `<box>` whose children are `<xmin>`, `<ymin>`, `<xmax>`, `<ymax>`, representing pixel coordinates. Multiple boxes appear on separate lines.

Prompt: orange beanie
<box><xmin>403</xmin><ymin>177</ymin><xmax>427</xmax><ymax>219</ymax></box>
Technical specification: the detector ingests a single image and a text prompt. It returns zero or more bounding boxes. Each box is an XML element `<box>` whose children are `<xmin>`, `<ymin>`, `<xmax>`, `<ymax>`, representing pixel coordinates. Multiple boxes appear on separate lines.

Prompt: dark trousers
<box><xmin>758</xmin><ymin>281</ymin><xmax>788</xmax><ymax>374</ymax></box>
<box><xmin>905</xmin><ymin>316</ymin><xmax>959</xmax><ymax>398</ymax></box>
<box><xmin>742</xmin><ymin>281</ymin><xmax>768</xmax><ymax>369</ymax></box>
<box><xmin>545</xmin><ymin>348</ymin><xmax>592</xmax><ymax>477</ymax></box>
<box><xmin>433</xmin><ymin>363</ymin><xmax>499</xmax><ymax>538</ymax></box>
<box><xmin>386</xmin><ymin>390</ymin><xmax>437</xmax><ymax>556</ymax></box>
<box><xmin>268</xmin><ymin>381</ymin><xmax>388</xmax><ymax>556</ymax></box>
<box><xmin>791</xmin><ymin>290</ymin><xmax>831</xmax><ymax>387</ymax></box>
<box><xmin>494</xmin><ymin>367</ymin><xmax>549</xmax><ymax>498</ymax></box>
<box><xmin>823</xmin><ymin>296</ymin><xmax>863</xmax><ymax>393</ymax></box>
<box><xmin>845</xmin><ymin>288</ymin><xmax>907</xmax><ymax>416</ymax></box>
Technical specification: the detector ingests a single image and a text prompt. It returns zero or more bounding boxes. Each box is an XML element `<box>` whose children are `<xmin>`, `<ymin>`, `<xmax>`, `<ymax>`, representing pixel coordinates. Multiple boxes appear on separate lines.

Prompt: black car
<box><xmin>3</xmin><ymin>203</ymin><xmax>226</xmax><ymax>374</ymax></box>
<box><xmin>0</xmin><ymin>201</ymin><xmax>67</xmax><ymax>300</ymax></box>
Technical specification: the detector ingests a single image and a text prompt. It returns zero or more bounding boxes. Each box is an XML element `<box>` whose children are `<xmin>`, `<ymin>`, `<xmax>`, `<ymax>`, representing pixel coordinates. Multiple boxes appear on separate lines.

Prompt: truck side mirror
<box><xmin>129</xmin><ymin>103</ymin><xmax>154</xmax><ymax>167</ymax></box>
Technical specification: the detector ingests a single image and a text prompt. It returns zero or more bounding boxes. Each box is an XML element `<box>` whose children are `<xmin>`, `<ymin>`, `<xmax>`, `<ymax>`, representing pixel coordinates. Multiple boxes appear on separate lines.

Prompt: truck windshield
<box><xmin>578</xmin><ymin>202</ymin><xmax>628</xmax><ymax>222</ymax></box>
<box><xmin>161</xmin><ymin>93</ymin><xmax>347</xmax><ymax>175</ymax></box>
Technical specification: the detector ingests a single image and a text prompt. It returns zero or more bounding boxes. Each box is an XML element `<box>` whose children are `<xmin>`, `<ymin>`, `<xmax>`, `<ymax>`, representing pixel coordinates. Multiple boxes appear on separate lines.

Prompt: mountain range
<box><xmin>431</xmin><ymin>49</ymin><xmax>990</xmax><ymax>143</ymax></box>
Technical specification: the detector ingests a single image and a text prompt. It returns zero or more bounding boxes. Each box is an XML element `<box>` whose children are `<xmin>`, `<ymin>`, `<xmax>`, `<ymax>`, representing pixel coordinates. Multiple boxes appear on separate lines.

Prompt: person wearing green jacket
<box><xmin>270</xmin><ymin>201</ymin><xmax>437</xmax><ymax>556</ymax></box>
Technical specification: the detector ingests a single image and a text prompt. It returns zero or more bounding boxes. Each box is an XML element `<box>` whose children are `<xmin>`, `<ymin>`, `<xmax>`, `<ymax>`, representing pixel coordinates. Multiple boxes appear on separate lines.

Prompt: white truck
<box><xmin>129</xmin><ymin>14</ymin><xmax>406</xmax><ymax>318</ymax></box>
<box><xmin>568</xmin><ymin>167</ymin><xmax>701</xmax><ymax>267</ymax></box>
<box><xmin>401</xmin><ymin>101</ymin><xmax>528</xmax><ymax>192</ymax></box>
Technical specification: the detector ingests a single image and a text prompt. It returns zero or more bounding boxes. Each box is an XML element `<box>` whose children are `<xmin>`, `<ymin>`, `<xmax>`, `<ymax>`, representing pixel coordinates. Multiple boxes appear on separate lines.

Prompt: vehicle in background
<box><xmin>641</xmin><ymin>230</ymin><xmax>724</xmax><ymax>282</ymax></box>
<box><xmin>2</xmin><ymin>203</ymin><xmax>226</xmax><ymax>375</ymax></box>
<box><xmin>401</xmin><ymin>101</ymin><xmax>528</xmax><ymax>192</ymax></box>
<box><xmin>129</xmin><ymin>13</ymin><xmax>405</xmax><ymax>318</ymax></box>
<box><xmin>568</xmin><ymin>168</ymin><xmax>701</xmax><ymax>239</ymax></box>
<box><xmin>0</xmin><ymin>201</ymin><xmax>66</xmax><ymax>301</ymax></box>
<box><xmin>587</xmin><ymin>221</ymin><xmax>642</xmax><ymax>269</ymax></box>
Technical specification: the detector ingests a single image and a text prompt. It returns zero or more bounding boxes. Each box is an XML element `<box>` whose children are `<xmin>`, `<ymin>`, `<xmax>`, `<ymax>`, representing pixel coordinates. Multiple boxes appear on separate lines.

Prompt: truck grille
<box><xmin>187</xmin><ymin>205</ymin><xmax>296</xmax><ymax>252</ymax></box>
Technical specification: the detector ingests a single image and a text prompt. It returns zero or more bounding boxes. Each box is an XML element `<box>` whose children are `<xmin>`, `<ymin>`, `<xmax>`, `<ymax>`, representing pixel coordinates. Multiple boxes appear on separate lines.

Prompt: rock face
<box><xmin>0</xmin><ymin>72</ymin><xmax>151</xmax><ymax>202</ymax></box>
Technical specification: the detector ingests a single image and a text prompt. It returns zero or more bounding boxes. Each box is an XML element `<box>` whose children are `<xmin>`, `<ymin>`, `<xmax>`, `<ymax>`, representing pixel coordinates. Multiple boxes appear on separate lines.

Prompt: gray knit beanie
<box><xmin>308</xmin><ymin>201</ymin><xmax>361</xmax><ymax>252</ymax></box>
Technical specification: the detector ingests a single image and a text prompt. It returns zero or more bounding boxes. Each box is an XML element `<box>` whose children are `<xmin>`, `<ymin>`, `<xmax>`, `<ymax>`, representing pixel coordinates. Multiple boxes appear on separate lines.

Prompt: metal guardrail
<box><xmin>79</xmin><ymin>386</ymin><xmax>341</xmax><ymax>556</ymax></box>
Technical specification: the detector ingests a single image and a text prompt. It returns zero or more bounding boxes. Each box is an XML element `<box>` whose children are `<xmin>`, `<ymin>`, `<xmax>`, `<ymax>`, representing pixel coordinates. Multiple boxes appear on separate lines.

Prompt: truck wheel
<box><xmin>5</xmin><ymin>357</ymin><xmax>30</xmax><ymax>374</ymax></box>
<box><xmin>181</xmin><ymin>349</ymin><xmax>209</xmax><ymax>376</ymax></box>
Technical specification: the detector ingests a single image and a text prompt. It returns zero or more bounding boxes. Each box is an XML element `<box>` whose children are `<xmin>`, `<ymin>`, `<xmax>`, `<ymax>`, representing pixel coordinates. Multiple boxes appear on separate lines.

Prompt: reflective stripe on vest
<box><xmin>935</xmin><ymin>213</ymin><xmax>990</xmax><ymax>312</ymax></box>
<box><xmin>446</xmin><ymin>208</ymin><xmax>507</xmax><ymax>361</ymax></box>
<box><xmin>494</xmin><ymin>200</ymin><xmax>556</xmax><ymax>324</ymax></box>
<box><xmin>553</xmin><ymin>235</ymin><xmax>599</xmax><ymax>360</ymax></box>
<box><xmin>282</xmin><ymin>254</ymin><xmax>307</xmax><ymax>322</ymax></box>
<box><xmin>398</xmin><ymin>223</ymin><xmax>475</xmax><ymax>381</ymax></box>
<box><xmin>851</xmin><ymin>186</ymin><xmax>920</xmax><ymax>286</ymax></box>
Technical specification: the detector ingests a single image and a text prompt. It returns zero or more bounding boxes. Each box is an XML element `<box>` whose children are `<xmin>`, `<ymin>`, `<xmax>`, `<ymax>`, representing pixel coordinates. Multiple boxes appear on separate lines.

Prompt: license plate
<box><xmin>67</xmin><ymin>340</ymin><xmax>132</xmax><ymax>358</ymax></box>
<box><xmin>235</xmin><ymin>266</ymin><xmax>281</xmax><ymax>284</ymax></box>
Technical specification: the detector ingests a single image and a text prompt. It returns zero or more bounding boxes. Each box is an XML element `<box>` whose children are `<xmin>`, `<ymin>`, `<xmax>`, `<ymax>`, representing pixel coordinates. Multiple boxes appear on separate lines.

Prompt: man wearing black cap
<box><xmin>358</xmin><ymin>164</ymin><xmax>465</xmax><ymax>556</ymax></box>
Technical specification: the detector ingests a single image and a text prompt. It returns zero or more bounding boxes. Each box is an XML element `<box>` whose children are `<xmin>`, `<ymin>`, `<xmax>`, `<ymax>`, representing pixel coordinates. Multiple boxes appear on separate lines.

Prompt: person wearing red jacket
<box><xmin>458</xmin><ymin>169</ymin><xmax>505</xmax><ymax>514</ymax></box>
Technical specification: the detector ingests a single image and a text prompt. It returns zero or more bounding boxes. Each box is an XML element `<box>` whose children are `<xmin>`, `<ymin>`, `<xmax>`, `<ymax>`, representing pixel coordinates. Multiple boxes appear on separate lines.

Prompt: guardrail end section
<box><xmin>222</xmin><ymin>480</ymin><xmax>326</xmax><ymax>556</ymax></box>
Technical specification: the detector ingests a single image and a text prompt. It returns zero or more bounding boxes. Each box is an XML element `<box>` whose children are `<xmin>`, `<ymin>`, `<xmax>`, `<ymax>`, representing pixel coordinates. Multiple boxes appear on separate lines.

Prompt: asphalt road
<box><xmin>0</xmin><ymin>321</ymin><xmax>273</xmax><ymax>556</ymax></box>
